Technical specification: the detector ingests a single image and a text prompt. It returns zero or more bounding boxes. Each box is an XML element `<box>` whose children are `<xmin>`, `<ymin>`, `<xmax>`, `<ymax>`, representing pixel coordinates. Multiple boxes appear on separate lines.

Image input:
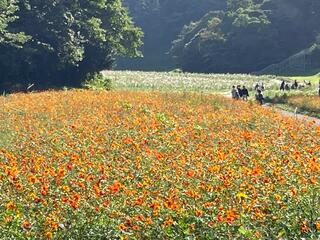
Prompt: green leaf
<box><xmin>238</xmin><ymin>226</ymin><xmax>251</xmax><ymax>236</ymax></box>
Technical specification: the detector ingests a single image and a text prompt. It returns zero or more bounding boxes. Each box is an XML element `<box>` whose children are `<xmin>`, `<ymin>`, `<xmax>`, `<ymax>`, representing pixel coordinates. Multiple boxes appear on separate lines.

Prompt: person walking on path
<box><xmin>237</xmin><ymin>85</ymin><xmax>243</xmax><ymax>98</ymax></box>
<box><xmin>255</xmin><ymin>89</ymin><xmax>264</xmax><ymax>105</ymax></box>
<box><xmin>242</xmin><ymin>86</ymin><xmax>249</xmax><ymax>100</ymax></box>
<box><xmin>254</xmin><ymin>83</ymin><xmax>259</xmax><ymax>91</ymax></box>
<box><xmin>292</xmin><ymin>80</ymin><xmax>298</xmax><ymax>90</ymax></box>
<box><xmin>318</xmin><ymin>80</ymin><xmax>320</xmax><ymax>96</ymax></box>
<box><xmin>280</xmin><ymin>80</ymin><xmax>285</xmax><ymax>91</ymax></box>
<box><xmin>231</xmin><ymin>86</ymin><xmax>240</xmax><ymax>99</ymax></box>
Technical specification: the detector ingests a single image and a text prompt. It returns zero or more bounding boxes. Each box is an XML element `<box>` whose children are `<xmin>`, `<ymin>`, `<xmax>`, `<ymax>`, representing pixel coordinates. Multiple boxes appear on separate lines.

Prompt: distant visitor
<box><xmin>255</xmin><ymin>89</ymin><xmax>264</xmax><ymax>105</ymax></box>
<box><xmin>280</xmin><ymin>80</ymin><xmax>285</xmax><ymax>91</ymax></box>
<box><xmin>231</xmin><ymin>86</ymin><xmax>240</xmax><ymax>100</ymax></box>
<box><xmin>242</xmin><ymin>86</ymin><xmax>249</xmax><ymax>100</ymax></box>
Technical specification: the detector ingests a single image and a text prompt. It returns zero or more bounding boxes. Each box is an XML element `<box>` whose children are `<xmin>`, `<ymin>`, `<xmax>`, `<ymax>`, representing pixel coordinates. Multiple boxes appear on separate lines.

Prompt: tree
<box><xmin>0</xmin><ymin>0</ymin><xmax>28</xmax><ymax>44</ymax></box>
<box><xmin>0</xmin><ymin>0</ymin><xmax>143</xmax><ymax>90</ymax></box>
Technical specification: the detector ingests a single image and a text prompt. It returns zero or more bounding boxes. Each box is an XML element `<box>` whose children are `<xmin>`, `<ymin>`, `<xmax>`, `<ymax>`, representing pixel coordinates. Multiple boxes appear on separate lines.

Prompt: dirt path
<box><xmin>221</xmin><ymin>92</ymin><xmax>320</xmax><ymax>127</ymax></box>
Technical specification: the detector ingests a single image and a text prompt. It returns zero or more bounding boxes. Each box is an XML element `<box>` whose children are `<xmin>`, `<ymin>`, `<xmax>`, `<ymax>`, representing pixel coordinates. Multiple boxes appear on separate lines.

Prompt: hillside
<box><xmin>117</xmin><ymin>0</ymin><xmax>226</xmax><ymax>71</ymax></box>
<box><xmin>257</xmin><ymin>44</ymin><xmax>320</xmax><ymax>76</ymax></box>
<box><xmin>170</xmin><ymin>0</ymin><xmax>320</xmax><ymax>73</ymax></box>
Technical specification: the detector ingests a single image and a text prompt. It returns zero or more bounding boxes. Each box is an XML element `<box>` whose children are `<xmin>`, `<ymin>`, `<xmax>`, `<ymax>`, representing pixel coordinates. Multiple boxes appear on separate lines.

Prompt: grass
<box><xmin>290</xmin><ymin>72</ymin><xmax>320</xmax><ymax>84</ymax></box>
<box><xmin>264</xmin><ymin>88</ymin><xmax>320</xmax><ymax>118</ymax></box>
<box><xmin>286</xmin><ymin>95</ymin><xmax>320</xmax><ymax>118</ymax></box>
<box><xmin>102</xmin><ymin>70</ymin><xmax>285</xmax><ymax>92</ymax></box>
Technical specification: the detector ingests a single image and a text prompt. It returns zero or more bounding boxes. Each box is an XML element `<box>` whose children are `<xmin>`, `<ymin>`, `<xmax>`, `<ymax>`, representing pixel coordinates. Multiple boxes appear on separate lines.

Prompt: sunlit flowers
<box><xmin>0</xmin><ymin>90</ymin><xmax>319</xmax><ymax>239</ymax></box>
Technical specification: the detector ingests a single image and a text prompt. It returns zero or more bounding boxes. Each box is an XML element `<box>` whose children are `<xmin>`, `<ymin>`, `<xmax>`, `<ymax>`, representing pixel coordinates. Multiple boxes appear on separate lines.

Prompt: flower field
<box><xmin>287</xmin><ymin>95</ymin><xmax>320</xmax><ymax>117</ymax></box>
<box><xmin>103</xmin><ymin>70</ymin><xmax>283</xmax><ymax>92</ymax></box>
<box><xmin>0</xmin><ymin>90</ymin><xmax>319</xmax><ymax>239</ymax></box>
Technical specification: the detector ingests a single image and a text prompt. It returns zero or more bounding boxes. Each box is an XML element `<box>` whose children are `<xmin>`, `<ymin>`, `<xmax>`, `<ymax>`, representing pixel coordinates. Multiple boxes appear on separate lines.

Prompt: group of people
<box><xmin>231</xmin><ymin>78</ymin><xmax>320</xmax><ymax>105</ymax></box>
<box><xmin>231</xmin><ymin>84</ymin><xmax>264</xmax><ymax>105</ymax></box>
<box><xmin>280</xmin><ymin>79</ymin><xmax>320</xmax><ymax>96</ymax></box>
<box><xmin>279</xmin><ymin>79</ymin><xmax>313</xmax><ymax>91</ymax></box>
<box><xmin>231</xmin><ymin>85</ymin><xmax>249</xmax><ymax>100</ymax></box>
<box><xmin>280</xmin><ymin>80</ymin><xmax>299</xmax><ymax>91</ymax></box>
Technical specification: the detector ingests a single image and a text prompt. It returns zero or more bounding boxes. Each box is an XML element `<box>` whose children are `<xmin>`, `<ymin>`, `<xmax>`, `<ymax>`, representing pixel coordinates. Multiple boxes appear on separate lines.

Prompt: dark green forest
<box><xmin>1</xmin><ymin>0</ymin><xmax>320</xmax><ymax>90</ymax></box>
<box><xmin>122</xmin><ymin>0</ymin><xmax>320</xmax><ymax>74</ymax></box>
<box><xmin>118</xmin><ymin>0</ymin><xmax>226</xmax><ymax>70</ymax></box>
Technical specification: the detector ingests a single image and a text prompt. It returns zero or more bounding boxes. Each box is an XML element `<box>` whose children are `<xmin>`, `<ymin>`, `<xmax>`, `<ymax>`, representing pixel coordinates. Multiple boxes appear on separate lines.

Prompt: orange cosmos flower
<box><xmin>150</xmin><ymin>201</ymin><xmax>160</xmax><ymax>210</ymax></box>
<box><xmin>186</xmin><ymin>170</ymin><xmax>195</xmax><ymax>177</ymax></box>
<box><xmin>242</xmin><ymin>131</ymin><xmax>253</xmax><ymax>141</ymax></box>
<box><xmin>108</xmin><ymin>181</ymin><xmax>122</xmax><ymax>194</ymax></box>
<box><xmin>274</xmin><ymin>194</ymin><xmax>281</xmax><ymax>201</ymax></box>
<box><xmin>225</xmin><ymin>211</ymin><xmax>237</xmax><ymax>224</ymax></box>
<box><xmin>146</xmin><ymin>217</ymin><xmax>152</xmax><ymax>225</ymax></box>
<box><xmin>310</xmin><ymin>176</ymin><xmax>317</xmax><ymax>184</ymax></box>
<box><xmin>290</xmin><ymin>187</ymin><xmax>297</xmax><ymax>196</ymax></box>
<box><xmin>195</xmin><ymin>208</ymin><xmax>203</xmax><ymax>217</ymax></box>
<box><xmin>15</xmin><ymin>182</ymin><xmax>23</xmax><ymax>190</ymax></box>
<box><xmin>28</xmin><ymin>174</ymin><xmax>38</xmax><ymax>184</ymax></box>
<box><xmin>70</xmin><ymin>200</ymin><xmax>78</xmax><ymax>209</ymax></box>
<box><xmin>119</xmin><ymin>223</ymin><xmax>127</xmax><ymax>231</ymax></box>
<box><xmin>216</xmin><ymin>214</ymin><xmax>224</xmax><ymax>222</ymax></box>
<box><xmin>163</xmin><ymin>218</ymin><xmax>174</xmax><ymax>226</ymax></box>
<box><xmin>134</xmin><ymin>197</ymin><xmax>144</xmax><ymax>206</ymax></box>
<box><xmin>61</xmin><ymin>185</ymin><xmax>70</xmax><ymax>192</ymax></box>
<box><xmin>6</xmin><ymin>201</ymin><xmax>14</xmax><ymax>210</ymax></box>
<box><xmin>132</xmin><ymin>225</ymin><xmax>140</xmax><ymax>231</ymax></box>
<box><xmin>103</xmin><ymin>200</ymin><xmax>110</xmax><ymax>208</ymax></box>
<box><xmin>45</xmin><ymin>231</ymin><xmax>53</xmax><ymax>239</ymax></box>
<box><xmin>22</xmin><ymin>220</ymin><xmax>31</xmax><ymax>229</ymax></box>
<box><xmin>316</xmin><ymin>221</ymin><xmax>320</xmax><ymax>230</ymax></box>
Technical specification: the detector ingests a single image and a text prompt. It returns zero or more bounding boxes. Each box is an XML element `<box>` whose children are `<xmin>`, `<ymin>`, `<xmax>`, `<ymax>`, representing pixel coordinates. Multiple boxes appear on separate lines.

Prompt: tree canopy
<box><xmin>170</xmin><ymin>0</ymin><xmax>320</xmax><ymax>73</ymax></box>
<box><xmin>0</xmin><ymin>0</ymin><xmax>142</xmax><ymax>90</ymax></box>
<box><xmin>0</xmin><ymin>0</ymin><xmax>28</xmax><ymax>44</ymax></box>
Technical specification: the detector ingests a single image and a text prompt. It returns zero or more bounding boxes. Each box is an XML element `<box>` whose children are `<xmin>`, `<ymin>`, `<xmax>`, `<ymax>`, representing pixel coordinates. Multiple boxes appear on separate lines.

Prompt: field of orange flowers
<box><xmin>0</xmin><ymin>90</ymin><xmax>319</xmax><ymax>239</ymax></box>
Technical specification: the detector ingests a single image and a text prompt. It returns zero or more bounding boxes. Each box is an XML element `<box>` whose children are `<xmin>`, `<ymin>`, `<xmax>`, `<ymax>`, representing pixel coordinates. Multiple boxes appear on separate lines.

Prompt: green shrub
<box><xmin>83</xmin><ymin>72</ymin><xmax>113</xmax><ymax>91</ymax></box>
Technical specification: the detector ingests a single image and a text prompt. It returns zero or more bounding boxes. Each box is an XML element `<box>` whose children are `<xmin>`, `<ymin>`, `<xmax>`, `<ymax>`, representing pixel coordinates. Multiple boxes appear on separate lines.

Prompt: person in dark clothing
<box><xmin>242</xmin><ymin>86</ymin><xmax>249</xmax><ymax>100</ymax></box>
<box><xmin>292</xmin><ymin>80</ymin><xmax>298</xmax><ymax>89</ymax></box>
<box><xmin>237</xmin><ymin>85</ymin><xmax>243</xmax><ymax>98</ymax></box>
<box><xmin>280</xmin><ymin>80</ymin><xmax>285</xmax><ymax>91</ymax></box>
<box><xmin>255</xmin><ymin>89</ymin><xmax>264</xmax><ymax>105</ymax></box>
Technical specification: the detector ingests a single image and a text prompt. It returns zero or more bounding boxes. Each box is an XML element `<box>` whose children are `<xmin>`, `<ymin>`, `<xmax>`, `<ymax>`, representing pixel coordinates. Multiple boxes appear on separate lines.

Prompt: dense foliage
<box><xmin>119</xmin><ymin>0</ymin><xmax>226</xmax><ymax>70</ymax></box>
<box><xmin>0</xmin><ymin>0</ymin><xmax>28</xmax><ymax>44</ymax></box>
<box><xmin>0</xmin><ymin>0</ymin><xmax>142</xmax><ymax>90</ymax></box>
<box><xmin>171</xmin><ymin>0</ymin><xmax>320</xmax><ymax>73</ymax></box>
<box><xmin>1</xmin><ymin>90</ymin><xmax>319</xmax><ymax>238</ymax></box>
